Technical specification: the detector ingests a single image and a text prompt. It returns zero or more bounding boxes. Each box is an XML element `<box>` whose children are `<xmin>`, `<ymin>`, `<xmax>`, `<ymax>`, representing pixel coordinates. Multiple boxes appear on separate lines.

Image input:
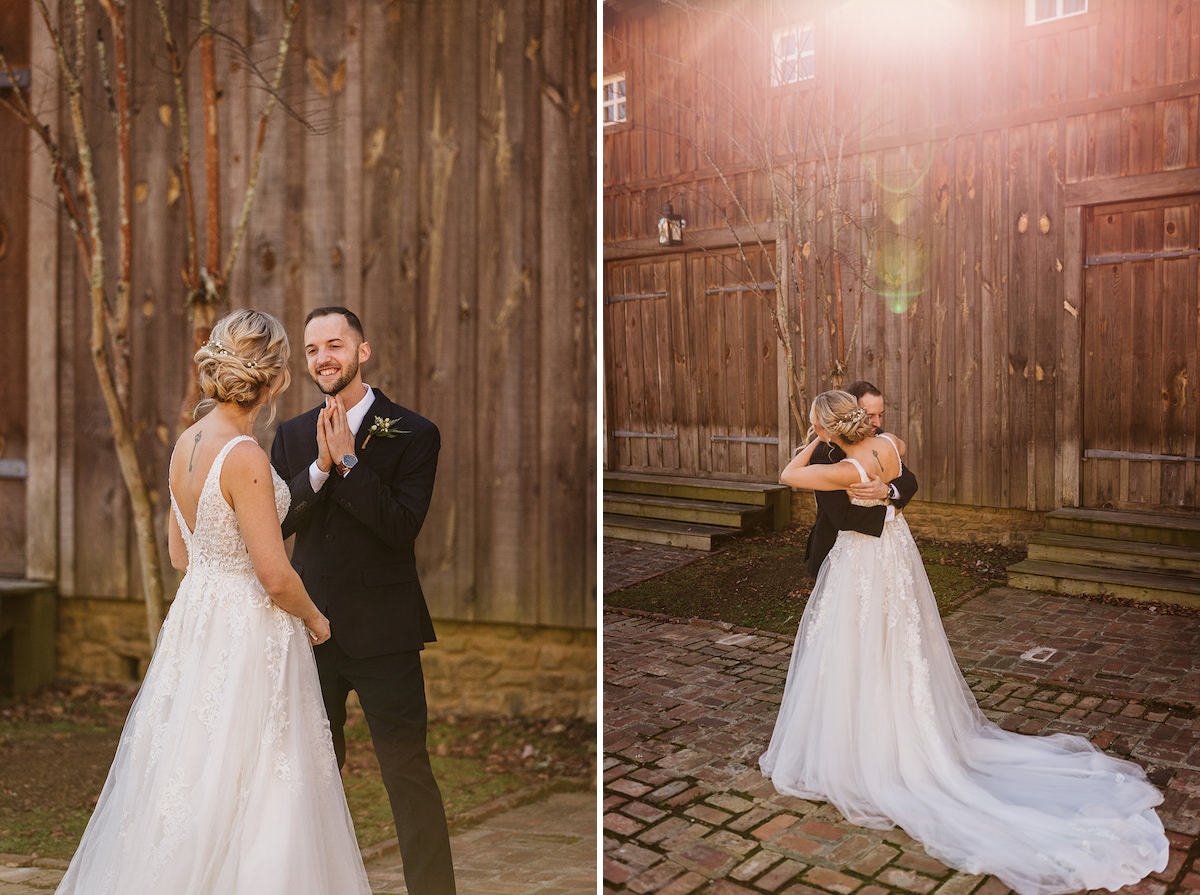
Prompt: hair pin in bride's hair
<box><xmin>203</xmin><ymin>339</ymin><xmax>257</xmax><ymax>368</ymax></box>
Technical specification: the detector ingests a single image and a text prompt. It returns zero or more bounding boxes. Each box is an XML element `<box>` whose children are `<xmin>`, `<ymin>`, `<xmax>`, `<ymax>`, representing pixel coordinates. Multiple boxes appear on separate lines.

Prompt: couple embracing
<box><xmin>761</xmin><ymin>384</ymin><xmax>1168</xmax><ymax>895</ymax></box>
<box><xmin>56</xmin><ymin>307</ymin><xmax>456</xmax><ymax>894</ymax></box>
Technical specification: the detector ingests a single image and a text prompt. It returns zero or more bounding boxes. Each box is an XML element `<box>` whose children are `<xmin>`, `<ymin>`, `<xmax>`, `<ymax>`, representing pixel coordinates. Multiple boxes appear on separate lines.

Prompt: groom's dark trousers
<box><xmin>271</xmin><ymin>389</ymin><xmax>455</xmax><ymax>895</ymax></box>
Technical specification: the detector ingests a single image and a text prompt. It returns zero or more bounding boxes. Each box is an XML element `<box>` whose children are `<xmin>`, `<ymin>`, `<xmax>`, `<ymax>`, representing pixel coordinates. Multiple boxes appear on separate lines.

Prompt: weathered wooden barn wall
<box><xmin>0</xmin><ymin>1</ymin><xmax>31</xmax><ymax>577</ymax></box>
<box><xmin>23</xmin><ymin>0</ymin><xmax>595</xmax><ymax>654</ymax></box>
<box><xmin>603</xmin><ymin>0</ymin><xmax>1200</xmax><ymax>512</ymax></box>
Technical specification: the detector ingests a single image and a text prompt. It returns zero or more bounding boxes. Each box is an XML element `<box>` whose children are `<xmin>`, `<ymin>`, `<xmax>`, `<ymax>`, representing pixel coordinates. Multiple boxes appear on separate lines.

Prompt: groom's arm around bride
<box><xmin>804</xmin><ymin>380</ymin><xmax>918</xmax><ymax>578</ymax></box>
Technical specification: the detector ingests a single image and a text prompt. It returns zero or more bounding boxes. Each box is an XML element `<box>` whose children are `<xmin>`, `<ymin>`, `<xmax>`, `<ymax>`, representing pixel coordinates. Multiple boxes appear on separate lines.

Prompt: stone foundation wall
<box><xmin>788</xmin><ymin>492</ymin><xmax>1043</xmax><ymax>547</ymax></box>
<box><xmin>56</xmin><ymin>600</ymin><xmax>596</xmax><ymax>722</ymax></box>
<box><xmin>422</xmin><ymin>621</ymin><xmax>596</xmax><ymax>722</ymax></box>
<box><xmin>57</xmin><ymin>599</ymin><xmax>154</xmax><ymax>682</ymax></box>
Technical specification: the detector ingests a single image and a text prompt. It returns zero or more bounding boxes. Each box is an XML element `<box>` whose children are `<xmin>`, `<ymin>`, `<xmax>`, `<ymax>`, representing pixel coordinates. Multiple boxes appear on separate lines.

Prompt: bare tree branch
<box><xmin>0</xmin><ymin>49</ymin><xmax>92</xmax><ymax>268</ymax></box>
<box><xmin>152</xmin><ymin>0</ymin><xmax>200</xmax><ymax>293</ymax></box>
<box><xmin>223</xmin><ymin>0</ymin><xmax>300</xmax><ymax>283</ymax></box>
<box><xmin>199</xmin><ymin>0</ymin><xmax>222</xmax><ymax>294</ymax></box>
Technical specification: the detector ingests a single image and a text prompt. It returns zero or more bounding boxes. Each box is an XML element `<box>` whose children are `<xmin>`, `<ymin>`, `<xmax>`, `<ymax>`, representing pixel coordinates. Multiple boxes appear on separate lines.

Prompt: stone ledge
<box><xmin>789</xmin><ymin>493</ymin><xmax>1043</xmax><ymax>547</ymax></box>
<box><xmin>55</xmin><ymin>600</ymin><xmax>597</xmax><ymax>721</ymax></box>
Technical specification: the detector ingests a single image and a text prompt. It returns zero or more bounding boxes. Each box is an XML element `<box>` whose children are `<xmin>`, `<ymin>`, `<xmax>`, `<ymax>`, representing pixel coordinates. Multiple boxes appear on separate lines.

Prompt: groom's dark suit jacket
<box><xmin>804</xmin><ymin>438</ymin><xmax>918</xmax><ymax>578</ymax></box>
<box><xmin>270</xmin><ymin>389</ymin><xmax>438</xmax><ymax>657</ymax></box>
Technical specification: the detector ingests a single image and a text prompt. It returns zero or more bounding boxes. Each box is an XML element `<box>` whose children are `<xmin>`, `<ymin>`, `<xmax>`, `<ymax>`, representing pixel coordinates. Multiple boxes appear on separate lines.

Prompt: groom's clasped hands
<box><xmin>316</xmin><ymin>393</ymin><xmax>355</xmax><ymax>475</ymax></box>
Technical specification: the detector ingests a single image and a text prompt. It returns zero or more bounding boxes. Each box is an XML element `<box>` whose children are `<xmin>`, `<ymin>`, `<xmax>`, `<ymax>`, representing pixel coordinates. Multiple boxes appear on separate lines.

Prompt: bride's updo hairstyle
<box><xmin>807</xmin><ymin>389</ymin><xmax>876</xmax><ymax>445</ymax></box>
<box><xmin>194</xmin><ymin>309</ymin><xmax>291</xmax><ymax>422</ymax></box>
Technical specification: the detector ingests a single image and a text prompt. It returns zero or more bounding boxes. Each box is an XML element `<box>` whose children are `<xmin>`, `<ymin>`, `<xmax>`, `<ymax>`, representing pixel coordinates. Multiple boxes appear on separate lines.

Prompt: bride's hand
<box><xmin>305</xmin><ymin>612</ymin><xmax>331</xmax><ymax>645</ymax></box>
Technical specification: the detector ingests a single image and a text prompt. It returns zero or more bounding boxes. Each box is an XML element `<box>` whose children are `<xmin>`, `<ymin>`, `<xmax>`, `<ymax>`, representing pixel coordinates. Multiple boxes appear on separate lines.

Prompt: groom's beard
<box><xmin>312</xmin><ymin>358</ymin><xmax>359</xmax><ymax>396</ymax></box>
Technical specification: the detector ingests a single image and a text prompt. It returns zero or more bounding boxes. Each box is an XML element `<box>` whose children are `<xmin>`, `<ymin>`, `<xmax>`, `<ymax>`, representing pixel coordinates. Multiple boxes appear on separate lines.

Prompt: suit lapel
<box><xmin>355</xmin><ymin>390</ymin><xmax>401</xmax><ymax>466</ymax></box>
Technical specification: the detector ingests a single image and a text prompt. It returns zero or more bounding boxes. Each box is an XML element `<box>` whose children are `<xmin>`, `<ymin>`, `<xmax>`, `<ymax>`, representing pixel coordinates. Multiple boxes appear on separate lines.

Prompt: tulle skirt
<box><xmin>55</xmin><ymin>568</ymin><xmax>370</xmax><ymax>895</ymax></box>
<box><xmin>760</xmin><ymin>515</ymin><xmax>1168</xmax><ymax>895</ymax></box>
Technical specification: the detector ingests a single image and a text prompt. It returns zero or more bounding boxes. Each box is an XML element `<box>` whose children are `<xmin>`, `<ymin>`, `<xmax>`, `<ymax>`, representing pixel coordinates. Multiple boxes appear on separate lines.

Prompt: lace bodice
<box><xmin>170</xmin><ymin>435</ymin><xmax>290</xmax><ymax>575</ymax></box>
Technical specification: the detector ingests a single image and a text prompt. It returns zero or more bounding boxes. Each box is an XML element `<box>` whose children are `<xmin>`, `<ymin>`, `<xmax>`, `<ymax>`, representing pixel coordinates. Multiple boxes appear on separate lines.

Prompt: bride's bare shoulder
<box><xmin>880</xmin><ymin>432</ymin><xmax>906</xmax><ymax>457</ymax></box>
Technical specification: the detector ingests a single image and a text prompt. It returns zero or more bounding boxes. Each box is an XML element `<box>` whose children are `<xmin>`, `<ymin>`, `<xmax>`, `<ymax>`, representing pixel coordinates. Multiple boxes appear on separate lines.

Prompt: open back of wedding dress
<box><xmin>759</xmin><ymin>442</ymin><xmax>1167</xmax><ymax>895</ymax></box>
<box><xmin>56</xmin><ymin>436</ymin><xmax>370</xmax><ymax>895</ymax></box>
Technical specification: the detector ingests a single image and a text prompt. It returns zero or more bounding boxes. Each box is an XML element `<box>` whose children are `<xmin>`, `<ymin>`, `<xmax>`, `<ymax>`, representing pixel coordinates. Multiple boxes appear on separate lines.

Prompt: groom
<box><xmin>270</xmin><ymin>307</ymin><xmax>456</xmax><ymax>895</ymax></box>
<box><xmin>805</xmin><ymin>380</ymin><xmax>919</xmax><ymax>576</ymax></box>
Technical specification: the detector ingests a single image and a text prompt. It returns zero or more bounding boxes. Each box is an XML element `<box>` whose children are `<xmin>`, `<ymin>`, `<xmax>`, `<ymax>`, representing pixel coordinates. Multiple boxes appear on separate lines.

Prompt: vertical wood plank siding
<box><xmin>42</xmin><ymin>0</ymin><xmax>596</xmax><ymax>628</ymax></box>
<box><xmin>604</xmin><ymin>0</ymin><xmax>1200</xmax><ymax>512</ymax></box>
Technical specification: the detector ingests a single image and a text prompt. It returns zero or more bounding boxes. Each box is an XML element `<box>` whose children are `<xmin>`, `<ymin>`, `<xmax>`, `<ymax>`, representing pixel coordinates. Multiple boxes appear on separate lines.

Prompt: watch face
<box><xmin>341</xmin><ymin>453</ymin><xmax>358</xmax><ymax>468</ymax></box>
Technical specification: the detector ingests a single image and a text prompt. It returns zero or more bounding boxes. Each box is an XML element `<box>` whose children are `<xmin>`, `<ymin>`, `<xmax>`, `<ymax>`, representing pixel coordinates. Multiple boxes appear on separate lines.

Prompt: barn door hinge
<box><xmin>611</xmin><ymin>430</ymin><xmax>678</xmax><ymax>439</ymax></box>
<box><xmin>1084</xmin><ymin>449</ymin><xmax>1200</xmax><ymax>463</ymax></box>
<box><xmin>1084</xmin><ymin>248</ymin><xmax>1200</xmax><ymax>268</ymax></box>
<box><xmin>710</xmin><ymin>435</ymin><xmax>779</xmax><ymax>444</ymax></box>
<box><xmin>606</xmin><ymin>291</ymin><xmax>668</xmax><ymax>303</ymax></box>
<box><xmin>704</xmin><ymin>282</ymin><xmax>777</xmax><ymax>295</ymax></box>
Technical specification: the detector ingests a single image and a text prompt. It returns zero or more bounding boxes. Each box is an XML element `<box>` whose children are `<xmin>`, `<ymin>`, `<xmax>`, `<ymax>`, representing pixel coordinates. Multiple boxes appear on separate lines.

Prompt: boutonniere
<box><xmin>362</xmin><ymin>415</ymin><xmax>410</xmax><ymax>447</ymax></box>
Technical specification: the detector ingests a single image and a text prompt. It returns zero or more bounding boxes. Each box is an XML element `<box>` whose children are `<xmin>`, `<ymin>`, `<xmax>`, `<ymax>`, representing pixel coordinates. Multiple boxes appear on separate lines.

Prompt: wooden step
<box><xmin>605</xmin><ymin>472</ymin><xmax>791</xmax><ymax>533</ymax></box>
<box><xmin>606</xmin><ymin>472</ymin><xmax>789</xmax><ymax>507</ymax></box>
<box><xmin>1006</xmin><ymin>559</ymin><xmax>1200</xmax><ymax>608</ymax></box>
<box><xmin>1026</xmin><ymin>531</ymin><xmax>1200</xmax><ymax>575</ymax></box>
<box><xmin>603</xmin><ymin>513</ymin><xmax>738</xmax><ymax>551</ymax></box>
<box><xmin>603</xmin><ymin>491</ymin><xmax>771</xmax><ymax>529</ymax></box>
<box><xmin>1042</xmin><ymin>507</ymin><xmax>1200</xmax><ymax>548</ymax></box>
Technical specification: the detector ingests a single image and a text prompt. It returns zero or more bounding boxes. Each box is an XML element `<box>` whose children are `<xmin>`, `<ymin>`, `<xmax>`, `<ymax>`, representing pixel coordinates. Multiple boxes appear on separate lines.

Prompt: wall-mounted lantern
<box><xmin>657</xmin><ymin>201</ymin><xmax>685</xmax><ymax>247</ymax></box>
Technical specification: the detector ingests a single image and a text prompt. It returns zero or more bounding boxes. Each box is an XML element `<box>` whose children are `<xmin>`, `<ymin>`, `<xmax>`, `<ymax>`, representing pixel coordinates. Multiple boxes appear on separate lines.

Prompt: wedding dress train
<box><xmin>760</xmin><ymin>454</ymin><xmax>1168</xmax><ymax>895</ymax></box>
<box><xmin>56</xmin><ymin>436</ymin><xmax>370</xmax><ymax>895</ymax></box>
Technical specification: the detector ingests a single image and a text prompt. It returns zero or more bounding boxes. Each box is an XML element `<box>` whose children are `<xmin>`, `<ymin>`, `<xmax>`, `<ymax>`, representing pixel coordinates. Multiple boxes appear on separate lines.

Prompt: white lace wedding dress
<box><xmin>760</xmin><ymin>450</ymin><xmax>1168</xmax><ymax>895</ymax></box>
<box><xmin>56</xmin><ymin>436</ymin><xmax>370</xmax><ymax>895</ymax></box>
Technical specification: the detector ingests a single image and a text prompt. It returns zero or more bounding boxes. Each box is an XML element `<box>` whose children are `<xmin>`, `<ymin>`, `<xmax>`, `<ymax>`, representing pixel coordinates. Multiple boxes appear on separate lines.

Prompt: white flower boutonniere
<box><xmin>362</xmin><ymin>415</ymin><xmax>410</xmax><ymax>448</ymax></box>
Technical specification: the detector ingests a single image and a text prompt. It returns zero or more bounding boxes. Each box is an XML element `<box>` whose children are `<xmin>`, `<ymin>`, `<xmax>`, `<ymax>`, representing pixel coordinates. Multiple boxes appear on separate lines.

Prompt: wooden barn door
<box><xmin>604</xmin><ymin>255</ymin><xmax>685</xmax><ymax>472</ymax></box>
<box><xmin>1082</xmin><ymin>196</ymin><xmax>1200</xmax><ymax>511</ymax></box>
<box><xmin>0</xmin><ymin>4</ymin><xmax>31</xmax><ymax>576</ymax></box>
<box><xmin>604</xmin><ymin>245</ymin><xmax>779</xmax><ymax>480</ymax></box>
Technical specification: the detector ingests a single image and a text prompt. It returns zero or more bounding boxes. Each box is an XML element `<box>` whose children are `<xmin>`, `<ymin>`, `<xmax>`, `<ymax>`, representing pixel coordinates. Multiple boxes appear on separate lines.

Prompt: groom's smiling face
<box><xmin>304</xmin><ymin>313</ymin><xmax>371</xmax><ymax>397</ymax></box>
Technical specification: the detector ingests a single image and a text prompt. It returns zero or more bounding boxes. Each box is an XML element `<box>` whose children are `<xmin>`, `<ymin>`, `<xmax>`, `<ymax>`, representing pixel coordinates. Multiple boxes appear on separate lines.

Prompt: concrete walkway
<box><xmin>604</xmin><ymin>586</ymin><xmax>1200</xmax><ymax>895</ymax></box>
<box><xmin>0</xmin><ymin>787</ymin><xmax>596</xmax><ymax>894</ymax></box>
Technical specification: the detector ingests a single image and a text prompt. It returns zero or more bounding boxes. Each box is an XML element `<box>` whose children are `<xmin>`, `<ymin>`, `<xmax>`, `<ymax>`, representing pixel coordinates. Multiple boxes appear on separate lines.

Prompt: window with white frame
<box><xmin>772</xmin><ymin>23</ymin><xmax>815</xmax><ymax>87</ymax></box>
<box><xmin>603</xmin><ymin>73</ymin><xmax>627</xmax><ymax>126</ymax></box>
<box><xmin>1026</xmin><ymin>0</ymin><xmax>1086</xmax><ymax>24</ymax></box>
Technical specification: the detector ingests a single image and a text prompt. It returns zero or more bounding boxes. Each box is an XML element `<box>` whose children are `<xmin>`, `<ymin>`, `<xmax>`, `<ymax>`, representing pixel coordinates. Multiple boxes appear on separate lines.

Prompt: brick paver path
<box><xmin>0</xmin><ymin>788</ymin><xmax>596</xmax><ymax>895</ymax></box>
<box><xmin>604</xmin><ymin>587</ymin><xmax>1200</xmax><ymax>895</ymax></box>
<box><xmin>605</xmin><ymin>538</ymin><xmax>704</xmax><ymax>593</ymax></box>
<box><xmin>364</xmin><ymin>789</ymin><xmax>595</xmax><ymax>894</ymax></box>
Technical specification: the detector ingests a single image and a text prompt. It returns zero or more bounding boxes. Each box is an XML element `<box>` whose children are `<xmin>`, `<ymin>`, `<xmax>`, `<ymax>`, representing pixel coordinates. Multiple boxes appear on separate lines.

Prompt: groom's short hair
<box><xmin>305</xmin><ymin>306</ymin><xmax>365</xmax><ymax>341</ymax></box>
<box><xmin>845</xmin><ymin>380</ymin><xmax>882</xmax><ymax>400</ymax></box>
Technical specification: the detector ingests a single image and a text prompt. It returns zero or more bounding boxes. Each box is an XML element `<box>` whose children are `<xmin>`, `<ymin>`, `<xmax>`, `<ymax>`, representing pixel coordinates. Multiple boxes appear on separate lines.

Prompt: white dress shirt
<box><xmin>308</xmin><ymin>384</ymin><xmax>376</xmax><ymax>492</ymax></box>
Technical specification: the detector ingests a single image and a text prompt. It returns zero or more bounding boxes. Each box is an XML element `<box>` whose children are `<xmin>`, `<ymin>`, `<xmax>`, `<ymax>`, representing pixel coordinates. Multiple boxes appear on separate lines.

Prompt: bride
<box><xmin>760</xmin><ymin>390</ymin><xmax>1168</xmax><ymax>895</ymax></box>
<box><xmin>56</xmin><ymin>310</ymin><xmax>370</xmax><ymax>894</ymax></box>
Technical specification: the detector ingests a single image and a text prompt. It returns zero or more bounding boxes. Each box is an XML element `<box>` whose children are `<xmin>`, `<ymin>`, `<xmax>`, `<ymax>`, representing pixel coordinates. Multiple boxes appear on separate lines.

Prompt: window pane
<box><xmin>798</xmin><ymin>27</ymin><xmax>814</xmax><ymax>54</ymax></box>
<box><xmin>616</xmin><ymin>102</ymin><xmax>625</xmax><ymax>120</ymax></box>
<box><xmin>799</xmin><ymin>55</ymin><xmax>815</xmax><ymax>80</ymax></box>
<box><xmin>1034</xmin><ymin>0</ymin><xmax>1055</xmax><ymax>20</ymax></box>
<box><xmin>1063</xmin><ymin>0</ymin><xmax>1086</xmax><ymax>13</ymax></box>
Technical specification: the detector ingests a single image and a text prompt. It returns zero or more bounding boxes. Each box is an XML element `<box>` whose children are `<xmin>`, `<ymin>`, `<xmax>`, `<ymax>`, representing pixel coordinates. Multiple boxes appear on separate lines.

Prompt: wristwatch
<box><xmin>334</xmin><ymin>453</ymin><xmax>358</xmax><ymax>476</ymax></box>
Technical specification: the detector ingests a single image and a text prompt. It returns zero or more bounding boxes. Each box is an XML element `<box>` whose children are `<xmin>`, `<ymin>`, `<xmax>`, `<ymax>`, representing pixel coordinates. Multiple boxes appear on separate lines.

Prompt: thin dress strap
<box><xmin>842</xmin><ymin>457</ymin><xmax>869</xmax><ymax>483</ymax></box>
<box><xmin>170</xmin><ymin>435</ymin><xmax>255</xmax><ymax>541</ymax></box>
<box><xmin>879</xmin><ymin>433</ymin><xmax>903</xmax><ymax>472</ymax></box>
